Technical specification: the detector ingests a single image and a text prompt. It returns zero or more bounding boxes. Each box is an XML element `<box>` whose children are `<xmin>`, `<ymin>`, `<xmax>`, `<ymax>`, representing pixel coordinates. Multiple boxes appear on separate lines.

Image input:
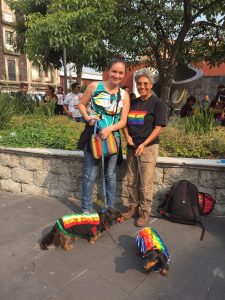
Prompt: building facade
<box><xmin>0</xmin><ymin>0</ymin><xmax>58</xmax><ymax>94</ymax></box>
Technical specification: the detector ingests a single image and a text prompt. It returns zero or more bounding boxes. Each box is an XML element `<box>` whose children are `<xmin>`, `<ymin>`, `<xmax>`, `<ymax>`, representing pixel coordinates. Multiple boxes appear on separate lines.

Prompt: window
<box><xmin>7</xmin><ymin>59</ymin><xmax>16</xmax><ymax>81</ymax></box>
<box><xmin>2</xmin><ymin>12</ymin><xmax>13</xmax><ymax>23</ymax></box>
<box><xmin>5</xmin><ymin>30</ymin><xmax>14</xmax><ymax>50</ymax></box>
<box><xmin>45</xmin><ymin>70</ymin><xmax>49</xmax><ymax>77</ymax></box>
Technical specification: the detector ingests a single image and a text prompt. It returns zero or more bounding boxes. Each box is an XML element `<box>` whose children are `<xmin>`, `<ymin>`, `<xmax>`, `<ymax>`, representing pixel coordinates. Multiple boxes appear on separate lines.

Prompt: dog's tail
<box><xmin>40</xmin><ymin>224</ymin><xmax>58</xmax><ymax>250</ymax></box>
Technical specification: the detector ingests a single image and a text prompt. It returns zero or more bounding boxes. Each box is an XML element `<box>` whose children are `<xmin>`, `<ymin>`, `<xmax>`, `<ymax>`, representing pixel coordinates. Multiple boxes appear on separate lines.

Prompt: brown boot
<box><xmin>122</xmin><ymin>206</ymin><xmax>139</xmax><ymax>220</ymax></box>
<box><xmin>135</xmin><ymin>211</ymin><xmax>149</xmax><ymax>227</ymax></box>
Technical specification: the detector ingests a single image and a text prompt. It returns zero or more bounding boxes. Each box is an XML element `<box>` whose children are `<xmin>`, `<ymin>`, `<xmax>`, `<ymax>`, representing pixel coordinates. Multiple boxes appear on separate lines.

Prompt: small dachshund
<box><xmin>136</xmin><ymin>227</ymin><xmax>170</xmax><ymax>276</ymax></box>
<box><xmin>40</xmin><ymin>208</ymin><xmax>123</xmax><ymax>251</ymax></box>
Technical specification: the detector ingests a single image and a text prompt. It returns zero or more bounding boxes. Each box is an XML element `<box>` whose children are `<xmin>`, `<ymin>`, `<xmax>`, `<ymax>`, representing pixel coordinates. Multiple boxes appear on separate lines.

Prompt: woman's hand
<box><xmin>135</xmin><ymin>143</ymin><xmax>145</xmax><ymax>156</ymax></box>
<box><xmin>100</xmin><ymin>127</ymin><xmax>112</xmax><ymax>139</ymax></box>
<box><xmin>126</xmin><ymin>135</ymin><xmax>134</xmax><ymax>147</ymax></box>
<box><xmin>85</xmin><ymin>116</ymin><xmax>99</xmax><ymax>126</ymax></box>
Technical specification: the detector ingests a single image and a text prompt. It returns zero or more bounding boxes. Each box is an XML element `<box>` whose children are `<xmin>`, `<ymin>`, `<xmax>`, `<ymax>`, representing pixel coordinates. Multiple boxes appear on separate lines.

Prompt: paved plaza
<box><xmin>0</xmin><ymin>190</ymin><xmax>224</xmax><ymax>300</ymax></box>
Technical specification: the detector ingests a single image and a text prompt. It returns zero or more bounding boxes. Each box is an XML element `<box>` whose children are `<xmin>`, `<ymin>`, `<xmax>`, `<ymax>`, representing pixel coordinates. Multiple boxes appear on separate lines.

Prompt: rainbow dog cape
<box><xmin>136</xmin><ymin>227</ymin><xmax>170</xmax><ymax>263</ymax></box>
<box><xmin>56</xmin><ymin>213</ymin><xmax>101</xmax><ymax>238</ymax></box>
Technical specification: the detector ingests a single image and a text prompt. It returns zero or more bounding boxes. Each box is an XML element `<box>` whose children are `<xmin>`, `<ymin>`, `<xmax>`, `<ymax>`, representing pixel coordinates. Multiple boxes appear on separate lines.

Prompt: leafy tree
<box><xmin>110</xmin><ymin>0</ymin><xmax>225</xmax><ymax>107</ymax></box>
<box><xmin>8</xmin><ymin>0</ymin><xmax>225</xmax><ymax>107</ymax></box>
<box><xmin>7</xmin><ymin>0</ymin><xmax>117</xmax><ymax>82</ymax></box>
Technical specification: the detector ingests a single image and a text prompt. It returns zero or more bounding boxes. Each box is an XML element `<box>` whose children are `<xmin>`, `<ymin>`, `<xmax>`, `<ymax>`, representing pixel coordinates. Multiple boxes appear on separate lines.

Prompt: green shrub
<box><xmin>34</xmin><ymin>102</ymin><xmax>56</xmax><ymax>117</ymax></box>
<box><xmin>160</xmin><ymin>116</ymin><xmax>225</xmax><ymax>158</ymax></box>
<box><xmin>0</xmin><ymin>115</ymin><xmax>84</xmax><ymax>150</ymax></box>
<box><xmin>0</xmin><ymin>93</ymin><xmax>16</xmax><ymax>129</ymax></box>
<box><xmin>0</xmin><ymin>114</ymin><xmax>225</xmax><ymax>159</ymax></box>
<box><xmin>184</xmin><ymin>106</ymin><xmax>216</xmax><ymax>134</ymax></box>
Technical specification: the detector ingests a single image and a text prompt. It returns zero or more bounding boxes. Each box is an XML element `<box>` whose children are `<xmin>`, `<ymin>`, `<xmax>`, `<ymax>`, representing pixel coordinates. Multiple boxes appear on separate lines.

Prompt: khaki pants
<box><xmin>126</xmin><ymin>144</ymin><xmax>159</xmax><ymax>213</ymax></box>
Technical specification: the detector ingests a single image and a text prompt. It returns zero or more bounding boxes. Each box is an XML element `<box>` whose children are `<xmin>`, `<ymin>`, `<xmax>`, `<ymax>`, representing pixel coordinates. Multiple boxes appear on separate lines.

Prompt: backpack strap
<box><xmin>188</xmin><ymin>182</ymin><xmax>205</xmax><ymax>241</ymax></box>
<box><xmin>198</xmin><ymin>221</ymin><xmax>205</xmax><ymax>241</ymax></box>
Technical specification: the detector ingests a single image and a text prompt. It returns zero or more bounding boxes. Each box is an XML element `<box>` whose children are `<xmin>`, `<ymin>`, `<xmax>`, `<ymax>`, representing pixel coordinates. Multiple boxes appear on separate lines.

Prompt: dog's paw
<box><xmin>116</xmin><ymin>216</ymin><xmax>124</xmax><ymax>223</ymax></box>
<box><xmin>63</xmin><ymin>244</ymin><xmax>74</xmax><ymax>251</ymax></box>
<box><xmin>160</xmin><ymin>269</ymin><xmax>168</xmax><ymax>277</ymax></box>
<box><xmin>40</xmin><ymin>243</ymin><xmax>48</xmax><ymax>250</ymax></box>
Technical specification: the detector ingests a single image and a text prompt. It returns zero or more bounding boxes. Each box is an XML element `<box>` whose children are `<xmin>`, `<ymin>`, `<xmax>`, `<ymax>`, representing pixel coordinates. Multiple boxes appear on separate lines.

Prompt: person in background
<box><xmin>123</xmin><ymin>85</ymin><xmax>130</xmax><ymax>94</ymax></box>
<box><xmin>180</xmin><ymin>95</ymin><xmax>196</xmax><ymax>118</ymax></box>
<box><xmin>129</xmin><ymin>92</ymin><xmax>136</xmax><ymax>101</ymax></box>
<box><xmin>15</xmin><ymin>82</ymin><xmax>35</xmax><ymax>113</ymax></box>
<box><xmin>54</xmin><ymin>86</ymin><xmax>64</xmax><ymax>115</ymax></box>
<box><xmin>122</xmin><ymin>68</ymin><xmax>166</xmax><ymax>227</ymax></box>
<box><xmin>42</xmin><ymin>85</ymin><xmax>57</xmax><ymax>104</ymax></box>
<box><xmin>201</xmin><ymin>94</ymin><xmax>210</xmax><ymax>111</ymax></box>
<box><xmin>64</xmin><ymin>83</ymin><xmax>83</xmax><ymax>122</ymax></box>
<box><xmin>78</xmin><ymin>58</ymin><xmax>130</xmax><ymax>213</ymax></box>
<box><xmin>15</xmin><ymin>82</ymin><xmax>33</xmax><ymax>101</ymax></box>
<box><xmin>209</xmin><ymin>85</ymin><xmax>225</xmax><ymax>125</ymax></box>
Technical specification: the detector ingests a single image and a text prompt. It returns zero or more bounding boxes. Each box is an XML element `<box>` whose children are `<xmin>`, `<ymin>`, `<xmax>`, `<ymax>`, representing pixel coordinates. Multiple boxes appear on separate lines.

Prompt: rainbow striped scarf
<box><xmin>136</xmin><ymin>227</ymin><xmax>170</xmax><ymax>263</ymax></box>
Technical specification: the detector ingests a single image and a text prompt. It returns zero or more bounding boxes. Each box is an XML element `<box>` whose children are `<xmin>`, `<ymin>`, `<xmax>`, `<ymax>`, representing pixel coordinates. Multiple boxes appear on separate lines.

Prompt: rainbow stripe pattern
<box><xmin>91</xmin><ymin>131</ymin><xmax>118</xmax><ymax>159</ymax></box>
<box><xmin>91</xmin><ymin>134</ymin><xmax>102</xmax><ymax>159</ymax></box>
<box><xmin>62</xmin><ymin>213</ymin><xmax>100</xmax><ymax>228</ymax></box>
<box><xmin>56</xmin><ymin>213</ymin><xmax>100</xmax><ymax>237</ymax></box>
<box><xmin>102</xmin><ymin>133</ymin><xmax>118</xmax><ymax>157</ymax></box>
<box><xmin>127</xmin><ymin>110</ymin><xmax>147</xmax><ymax>125</ymax></box>
<box><xmin>136</xmin><ymin>227</ymin><xmax>170</xmax><ymax>263</ymax></box>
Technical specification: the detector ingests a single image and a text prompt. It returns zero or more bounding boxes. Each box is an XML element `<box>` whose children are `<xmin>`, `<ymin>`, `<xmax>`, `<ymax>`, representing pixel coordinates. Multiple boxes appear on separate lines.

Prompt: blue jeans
<box><xmin>81</xmin><ymin>137</ymin><xmax>120</xmax><ymax>212</ymax></box>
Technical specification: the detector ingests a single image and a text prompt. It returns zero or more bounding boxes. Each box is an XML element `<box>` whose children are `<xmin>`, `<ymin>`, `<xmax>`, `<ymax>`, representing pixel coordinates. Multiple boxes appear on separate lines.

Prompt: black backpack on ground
<box><xmin>159</xmin><ymin>180</ymin><xmax>205</xmax><ymax>241</ymax></box>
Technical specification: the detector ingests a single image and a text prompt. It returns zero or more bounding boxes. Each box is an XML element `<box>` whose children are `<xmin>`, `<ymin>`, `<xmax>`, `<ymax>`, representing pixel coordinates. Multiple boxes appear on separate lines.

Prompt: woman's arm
<box><xmin>78</xmin><ymin>82</ymin><xmax>98</xmax><ymax>124</ymax></box>
<box><xmin>122</xmin><ymin>127</ymin><xmax>134</xmax><ymax>146</ymax></box>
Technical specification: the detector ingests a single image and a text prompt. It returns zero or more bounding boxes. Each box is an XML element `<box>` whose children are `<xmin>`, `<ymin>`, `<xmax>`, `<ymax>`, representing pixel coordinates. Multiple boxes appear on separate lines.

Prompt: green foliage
<box><xmin>184</xmin><ymin>106</ymin><xmax>216</xmax><ymax>134</ymax></box>
<box><xmin>160</xmin><ymin>117</ymin><xmax>225</xmax><ymax>158</ymax></box>
<box><xmin>0</xmin><ymin>93</ymin><xmax>16</xmax><ymax>129</ymax></box>
<box><xmin>7</xmin><ymin>0</ymin><xmax>225</xmax><ymax>105</ymax></box>
<box><xmin>1</xmin><ymin>114</ymin><xmax>225</xmax><ymax>159</ymax></box>
<box><xmin>0</xmin><ymin>115</ymin><xmax>84</xmax><ymax>150</ymax></box>
<box><xmin>34</xmin><ymin>102</ymin><xmax>56</xmax><ymax>117</ymax></box>
<box><xmin>7</xmin><ymin>0</ymin><xmax>116</xmax><ymax>70</ymax></box>
<box><xmin>0</xmin><ymin>93</ymin><xmax>36</xmax><ymax>129</ymax></box>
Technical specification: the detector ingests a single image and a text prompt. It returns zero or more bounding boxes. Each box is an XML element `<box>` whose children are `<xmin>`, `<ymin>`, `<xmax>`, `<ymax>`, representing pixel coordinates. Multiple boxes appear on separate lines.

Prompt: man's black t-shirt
<box><xmin>127</xmin><ymin>94</ymin><xmax>166</xmax><ymax>146</ymax></box>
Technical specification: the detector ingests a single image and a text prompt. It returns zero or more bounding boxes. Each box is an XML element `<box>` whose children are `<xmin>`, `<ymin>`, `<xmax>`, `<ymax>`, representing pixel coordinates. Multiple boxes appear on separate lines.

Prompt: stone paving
<box><xmin>0</xmin><ymin>190</ymin><xmax>224</xmax><ymax>300</ymax></box>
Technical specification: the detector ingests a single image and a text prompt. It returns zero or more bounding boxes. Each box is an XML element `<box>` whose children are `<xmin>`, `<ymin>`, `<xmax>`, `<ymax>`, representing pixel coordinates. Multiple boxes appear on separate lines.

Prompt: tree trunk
<box><xmin>159</xmin><ymin>72</ymin><xmax>173</xmax><ymax>119</ymax></box>
<box><xmin>76</xmin><ymin>63</ymin><xmax>83</xmax><ymax>84</ymax></box>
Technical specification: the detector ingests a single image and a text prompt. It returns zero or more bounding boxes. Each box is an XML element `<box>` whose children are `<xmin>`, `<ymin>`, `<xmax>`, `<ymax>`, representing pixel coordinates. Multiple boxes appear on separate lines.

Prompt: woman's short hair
<box><xmin>135</xmin><ymin>68</ymin><xmax>155</xmax><ymax>83</ymax></box>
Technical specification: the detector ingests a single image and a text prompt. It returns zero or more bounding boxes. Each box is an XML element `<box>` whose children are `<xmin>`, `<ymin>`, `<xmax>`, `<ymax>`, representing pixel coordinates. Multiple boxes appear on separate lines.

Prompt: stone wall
<box><xmin>0</xmin><ymin>147</ymin><xmax>225</xmax><ymax>215</ymax></box>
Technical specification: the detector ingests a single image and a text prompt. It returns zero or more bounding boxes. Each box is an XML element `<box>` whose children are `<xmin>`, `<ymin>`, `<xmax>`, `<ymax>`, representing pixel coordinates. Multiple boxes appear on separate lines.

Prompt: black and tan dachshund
<box><xmin>136</xmin><ymin>227</ymin><xmax>170</xmax><ymax>276</ymax></box>
<box><xmin>40</xmin><ymin>208</ymin><xmax>123</xmax><ymax>251</ymax></box>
